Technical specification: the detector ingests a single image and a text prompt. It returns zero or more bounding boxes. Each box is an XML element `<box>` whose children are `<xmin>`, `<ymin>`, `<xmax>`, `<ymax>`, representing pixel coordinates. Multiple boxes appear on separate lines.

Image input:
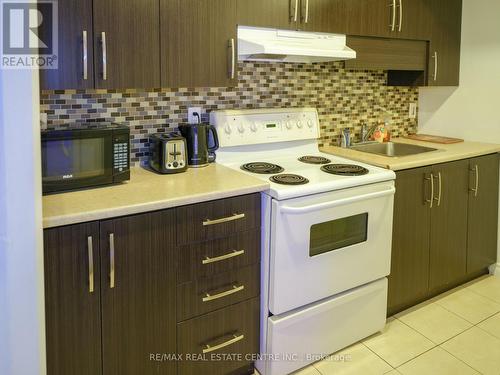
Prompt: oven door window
<box><xmin>42</xmin><ymin>138</ymin><xmax>106</xmax><ymax>181</ymax></box>
<box><xmin>309</xmin><ymin>213</ymin><xmax>368</xmax><ymax>257</ymax></box>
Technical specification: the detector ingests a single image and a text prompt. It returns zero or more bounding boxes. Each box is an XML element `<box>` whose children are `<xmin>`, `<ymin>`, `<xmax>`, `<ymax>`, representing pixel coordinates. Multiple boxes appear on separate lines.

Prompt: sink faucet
<box><xmin>360</xmin><ymin>122</ymin><xmax>378</xmax><ymax>143</ymax></box>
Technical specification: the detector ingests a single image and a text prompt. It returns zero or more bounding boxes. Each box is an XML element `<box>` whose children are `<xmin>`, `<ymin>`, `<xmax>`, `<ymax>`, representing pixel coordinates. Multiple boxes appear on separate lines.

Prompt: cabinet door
<box><xmin>467</xmin><ymin>154</ymin><xmax>500</xmax><ymax>274</ymax></box>
<box><xmin>426</xmin><ymin>0</ymin><xmax>462</xmax><ymax>86</ymax></box>
<box><xmin>44</xmin><ymin>222</ymin><xmax>102</xmax><ymax>375</ymax></box>
<box><xmin>39</xmin><ymin>0</ymin><xmax>94</xmax><ymax>90</ymax></box>
<box><xmin>429</xmin><ymin>160</ymin><xmax>469</xmax><ymax>292</ymax></box>
<box><xmin>237</xmin><ymin>0</ymin><xmax>296</xmax><ymax>30</ymax></box>
<box><xmin>344</xmin><ymin>0</ymin><xmax>391</xmax><ymax>38</ymax></box>
<box><xmin>100</xmin><ymin>211</ymin><xmax>176</xmax><ymax>375</ymax></box>
<box><xmin>394</xmin><ymin>0</ymin><xmax>434</xmax><ymax>40</ymax></box>
<box><xmin>161</xmin><ymin>0</ymin><xmax>237</xmax><ymax>88</ymax></box>
<box><xmin>93</xmin><ymin>0</ymin><xmax>160</xmax><ymax>89</ymax></box>
<box><xmin>299</xmin><ymin>0</ymin><xmax>348</xmax><ymax>33</ymax></box>
<box><xmin>388</xmin><ymin>167</ymin><xmax>432</xmax><ymax>315</ymax></box>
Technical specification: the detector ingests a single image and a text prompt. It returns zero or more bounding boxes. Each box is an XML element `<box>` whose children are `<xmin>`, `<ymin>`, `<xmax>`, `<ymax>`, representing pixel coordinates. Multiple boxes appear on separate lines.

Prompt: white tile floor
<box><xmin>257</xmin><ymin>275</ymin><xmax>500</xmax><ymax>375</ymax></box>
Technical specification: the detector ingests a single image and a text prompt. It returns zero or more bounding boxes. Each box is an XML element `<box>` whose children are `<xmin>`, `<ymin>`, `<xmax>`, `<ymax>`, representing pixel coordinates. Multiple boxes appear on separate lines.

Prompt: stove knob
<box><xmin>250</xmin><ymin>123</ymin><xmax>257</xmax><ymax>132</ymax></box>
<box><xmin>285</xmin><ymin>121</ymin><xmax>292</xmax><ymax>130</ymax></box>
<box><xmin>224</xmin><ymin>124</ymin><xmax>232</xmax><ymax>134</ymax></box>
<box><xmin>238</xmin><ymin>124</ymin><xmax>245</xmax><ymax>133</ymax></box>
<box><xmin>297</xmin><ymin>121</ymin><xmax>303</xmax><ymax>129</ymax></box>
<box><xmin>307</xmin><ymin>119</ymin><xmax>314</xmax><ymax>128</ymax></box>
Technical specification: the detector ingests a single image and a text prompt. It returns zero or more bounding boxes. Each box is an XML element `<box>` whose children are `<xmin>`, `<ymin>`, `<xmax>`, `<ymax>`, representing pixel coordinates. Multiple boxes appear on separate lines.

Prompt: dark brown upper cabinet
<box><xmin>428</xmin><ymin>160</ymin><xmax>469</xmax><ymax>293</ymax></box>
<box><xmin>299</xmin><ymin>0</ymin><xmax>348</xmax><ymax>33</ymax></box>
<box><xmin>237</xmin><ymin>0</ymin><xmax>296</xmax><ymax>30</ymax></box>
<box><xmin>93</xmin><ymin>0</ymin><xmax>161</xmax><ymax>89</ymax></box>
<box><xmin>467</xmin><ymin>154</ymin><xmax>500</xmax><ymax>275</ymax></box>
<box><xmin>99</xmin><ymin>211</ymin><xmax>177</xmax><ymax>375</ymax></box>
<box><xmin>426</xmin><ymin>0</ymin><xmax>463</xmax><ymax>86</ymax></box>
<box><xmin>44</xmin><ymin>222</ymin><xmax>102</xmax><ymax>375</ymax></box>
<box><xmin>39</xmin><ymin>0</ymin><xmax>94</xmax><ymax>90</ymax></box>
<box><xmin>343</xmin><ymin>0</ymin><xmax>392</xmax><ymax>38</ymax></box>
<box><xmin>161</xmin><ymin>0</ymin><xmax>238</xmax><ymax>88</ymax></box>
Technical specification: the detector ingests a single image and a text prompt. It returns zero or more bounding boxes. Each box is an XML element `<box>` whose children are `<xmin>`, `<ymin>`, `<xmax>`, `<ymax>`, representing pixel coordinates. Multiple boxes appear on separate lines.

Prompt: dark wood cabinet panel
<box><xmin>177</xmin><ymin>193</ymin><xmax>261</xmax><ymax>245</ymax></box>
<box><xmin>93</xmin><ymin>0</ymin><xmax>160</xmax><ymax>89</ymax></box>
<box><xmin>161</xmin><ymin>0</ymin><xmax>238</xmax><ymax>88</ymax></box>
<box><xmin>177</xmin><ymin>264</ymin><xmax>260</xmax><ymax>321</ymax></box>
<box><xmin>237</xmin><ymin>0</ymin><xmax>296</xmax><ymax>30</ymax></box>
<box><xmin>177</xmin><ymin>297</ymin><xmax>260</xmax><ymax>375</ymax></box>
<box><xmin>388</xmin><ymin>167</ymin><xmax>432</xmax><ymax>315</ymax></box>
<box><xmin>44</xmin><ymin>222</ymin><xmax>102</xmax><ymax>375</ymax></box>
<box><xmin>429</xmin><ymin>160</ymin><xmax>469</xmax><ymax>292</ymax></box>
<box><xmin>467</xmin><ymin>154</ymin><xmax>500</xmax><ymax>274</ymax></box>
<box><xmin>39</xmin><ymin>0</ymin><xmax>94</xmax><ymax>90</ymax></box>
<box><xmin>426</xmin><ymin>0</ymin><xmax>462</xmax><ymax>86</ymax></box>
<box><xmin>99</xmin><ymin>211</ymin><xmax>176</xmax><ymax>375</ymax></box>
<box><xmin>300</xmin><ymin>0</ymin><xmax>348</xmax><ymax>33</ymax></box>
<box><xmin>177</xmin><ymin>229</ymin><xmax>261</xmax><ymax>284</ymax></box>
<box><xmin>344</xmin><ymin>0</ymin><xmax>392</xmax><ymax>38</ymax></box>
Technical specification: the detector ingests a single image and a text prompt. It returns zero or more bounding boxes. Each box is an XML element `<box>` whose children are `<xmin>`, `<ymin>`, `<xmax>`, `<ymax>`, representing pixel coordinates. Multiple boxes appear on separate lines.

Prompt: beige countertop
<box><xmin>321</xmin><ymin>138</ymin><xmax>500</xmax><ymax>171</ymax></box>
<box><xmin>43</xmin><ymin>164</ymin><xmax>269</xmax><ymax>229</ymax></box>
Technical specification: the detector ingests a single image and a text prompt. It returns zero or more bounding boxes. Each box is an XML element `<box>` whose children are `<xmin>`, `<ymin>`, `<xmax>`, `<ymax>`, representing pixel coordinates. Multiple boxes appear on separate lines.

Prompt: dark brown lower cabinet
<box><xmin>388</xmin><ymin>166</ymin><xmax>431</xmax><ymax>314</ymax></box>
<box><xmin>100</xmin><ymin>211</ymin><xmax>177</xmax><ymax>375</ymax></box>
<box><xmin>177</xmin><ymin>298</ymin><xmax>260</xmax><ymax>375</ymax></box>
<box><xmin>467</xmin><ymin>154</ymin><xmax>500</xmax><ymax>274</ymax></box>
<box><xmin>388</xmin><ymin>155</ymin><xmax>499</xmax><ymax>315</ymax></box>
<box><xmin>44</xmin><ymin>222</ymin><xmax>102</xmax><ymax>375</ymax></box>
<box><xmin>428</xmin><ymin>160</ymin><xmax>469</xmax><ymax>292</ymax></box>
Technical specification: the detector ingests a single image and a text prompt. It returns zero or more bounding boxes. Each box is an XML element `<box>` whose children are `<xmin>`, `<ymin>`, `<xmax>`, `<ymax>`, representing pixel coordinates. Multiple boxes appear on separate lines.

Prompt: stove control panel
<box><xmin>210</xmin><ymin>108</ymin><xmax>320</xmax><ymax>148</ymax></box>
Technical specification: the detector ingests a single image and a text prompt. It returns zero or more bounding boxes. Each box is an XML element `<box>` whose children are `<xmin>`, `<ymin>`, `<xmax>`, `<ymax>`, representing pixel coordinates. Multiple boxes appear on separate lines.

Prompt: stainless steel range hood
<box><xmin>238</xmin><ymin>26</ymin><xmax>356</xmax><ymax>63</ymax></box>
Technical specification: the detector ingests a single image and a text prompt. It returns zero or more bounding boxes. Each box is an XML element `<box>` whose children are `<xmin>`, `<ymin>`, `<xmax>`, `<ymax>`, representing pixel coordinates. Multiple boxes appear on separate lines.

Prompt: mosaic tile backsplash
<box><xmin>40</xmin><ymin>61</ymin><xmax>419</xmax><ymax>165</ymax></box>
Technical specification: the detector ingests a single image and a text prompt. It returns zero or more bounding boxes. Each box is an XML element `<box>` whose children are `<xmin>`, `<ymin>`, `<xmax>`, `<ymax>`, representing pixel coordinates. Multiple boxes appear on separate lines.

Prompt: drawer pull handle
<box><xmin>202</xmin><ymin>250</ymin><xmax>245</xmax><ymax>265</ymax></box>
<box><xmin>109</xmin><ymin>233</ymin><xmax>115</xmax><ymax>289</ymax></box>
<box><xmin>202</xmin><ymin>213</ymin><xmax>245</xmax><ymax>226</ymax></box>
<box><xmin>87</xmin><ymin>236</ymin><xmax>94</xmax><ymax>293</ymax></box>
<box><xmin>470</xmin><ymin>165</ymin><xmax>479</xmax><ymax>197</ymax></box>
<box><xmin>202</xmin><ymin>285</ymin><xmax>245</xmax><ymax>302</ymax></box>
<box><xmin>202</xmin><ymin>334</ymin><xmax>245</xmax><ymax>354</ymax></box>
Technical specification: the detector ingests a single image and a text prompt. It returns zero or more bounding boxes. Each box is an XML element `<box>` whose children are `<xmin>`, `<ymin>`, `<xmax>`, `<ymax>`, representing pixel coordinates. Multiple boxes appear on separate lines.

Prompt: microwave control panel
<box><xmin>113</xmin><ymin>132</ymin><xmax>130</xmax><ymax>172</ymax></box>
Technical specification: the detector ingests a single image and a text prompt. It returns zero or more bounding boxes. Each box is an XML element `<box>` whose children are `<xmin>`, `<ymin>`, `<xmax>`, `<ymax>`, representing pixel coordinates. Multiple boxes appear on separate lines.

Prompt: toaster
<box><xmin>149</xmin><ymin>132</ymin><xmax>188</xmax><ymax>174</ymax></box>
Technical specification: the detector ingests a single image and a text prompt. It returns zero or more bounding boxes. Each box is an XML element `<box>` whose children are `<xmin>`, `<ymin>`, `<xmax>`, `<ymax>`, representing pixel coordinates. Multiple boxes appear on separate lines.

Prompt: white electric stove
<box><xmin>211</xmin><ymin>108</ymin><xmax>396</xmax><ymax>375</ymax></box>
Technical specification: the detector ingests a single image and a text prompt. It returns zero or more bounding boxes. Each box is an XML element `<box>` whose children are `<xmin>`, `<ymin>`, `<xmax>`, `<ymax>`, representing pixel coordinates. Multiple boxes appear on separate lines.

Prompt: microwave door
<box><xmin>42</xmin><ymin>131</ymin><xmax>113</xmax><ymax>193</ymax></box>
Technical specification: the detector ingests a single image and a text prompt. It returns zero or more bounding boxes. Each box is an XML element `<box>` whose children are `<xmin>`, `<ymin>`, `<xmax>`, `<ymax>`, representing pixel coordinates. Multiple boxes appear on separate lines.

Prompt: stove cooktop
<box><xmin>321</xmin><ymin>164</ymin><xmax>370</xmax><ymax>176</ymax></box>
<box><xmin>298</xmin><ymin>155</ymin><xmax>331</xmax><ymax>165</ymax></box>
<box><xmin>241</xmin><ymin>162</ymin><xmax>284</xmax><ymax>174</ymax></box>
<box><xmin>270</xmin><ymin>174</ymin><xmax>309</xmax><ymax>185</ymax></box>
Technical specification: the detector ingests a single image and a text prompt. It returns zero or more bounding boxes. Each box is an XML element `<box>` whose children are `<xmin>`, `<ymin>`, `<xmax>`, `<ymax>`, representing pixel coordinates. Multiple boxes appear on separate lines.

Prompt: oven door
<box><xmin>41</xmin><ymin>129</ymin><xmax>113</xmax><ymax>193</ymax></box>
<box><xmin>269</xmin><ymin>181</ymin><xmax>395</xmax><ymax>315</ymax></box>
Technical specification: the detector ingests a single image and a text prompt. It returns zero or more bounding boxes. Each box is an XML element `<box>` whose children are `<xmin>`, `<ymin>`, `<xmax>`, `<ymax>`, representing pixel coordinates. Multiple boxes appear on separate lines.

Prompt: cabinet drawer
<box><xmin>177</xmin><ymin>230</ymin><xmax>260</xmax><ymax>284</ymax></box>
<box><xmin>177</xmin><ymin>264</ymin><xmax>259</xmax><ymax>321</ymax></box>
<box><xmin>176</xmin><ymin>194</ymin><xmax>261</xmax><ymax>245</ymax></box>
<box><xmin>177</xmin><ymin>297</ymin><xmax>259</xmax><ymax>375</ymax></box>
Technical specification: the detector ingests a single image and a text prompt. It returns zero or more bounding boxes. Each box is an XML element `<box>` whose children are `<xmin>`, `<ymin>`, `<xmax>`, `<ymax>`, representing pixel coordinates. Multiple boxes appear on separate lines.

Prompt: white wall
<box><xmin>0</xmin><ymin>69</ymin><xmax>46</xmax><ymax>373</ymax></box>
<box><xmin>418</xmin><ymin>0</ymin><xmax>500</xmax><ymax>274</ymax></box>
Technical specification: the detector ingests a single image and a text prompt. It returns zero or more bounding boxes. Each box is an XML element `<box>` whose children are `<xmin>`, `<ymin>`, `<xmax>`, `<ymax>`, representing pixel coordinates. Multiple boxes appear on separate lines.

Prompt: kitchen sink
<box><xmin>350</xmin><ymin>142</ymin><xmax>438</xmax><ymax>157</ymax></box>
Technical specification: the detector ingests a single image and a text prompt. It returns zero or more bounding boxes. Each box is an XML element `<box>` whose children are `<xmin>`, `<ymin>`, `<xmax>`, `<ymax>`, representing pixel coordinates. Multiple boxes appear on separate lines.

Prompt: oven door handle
<box><xmin>279</xmin><ymin>187</ymin><xmax>395</xmax><ymax>214</ymax></box>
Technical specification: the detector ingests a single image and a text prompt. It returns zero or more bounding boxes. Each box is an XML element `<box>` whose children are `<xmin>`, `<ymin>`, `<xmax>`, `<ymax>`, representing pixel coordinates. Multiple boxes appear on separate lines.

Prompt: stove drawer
<box><xmin>177</xmin><ymin>193</ymin><xmax>261</xmax><ymax>245</ymax></box>
<box><xmin>177</xmin><ymin>297</ymin><xmax>259</xmax><ymax>375</ymax></box>
<box><xmin>177</xmin><ymin>230</ymin><xmax>260</xmax><ymax>284</ymax></box>
<box><xmin>177</xmin><ymin>264</ymin><xmax>260</xmax><ymax>321</ymax></box>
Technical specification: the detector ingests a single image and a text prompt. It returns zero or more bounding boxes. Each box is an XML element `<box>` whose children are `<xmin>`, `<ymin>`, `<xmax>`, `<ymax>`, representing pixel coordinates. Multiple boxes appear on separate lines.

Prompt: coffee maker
<box><xmin>178</xmin><ymin>114</ymin><xmax>219</xmax><ymax>168</ymax></box>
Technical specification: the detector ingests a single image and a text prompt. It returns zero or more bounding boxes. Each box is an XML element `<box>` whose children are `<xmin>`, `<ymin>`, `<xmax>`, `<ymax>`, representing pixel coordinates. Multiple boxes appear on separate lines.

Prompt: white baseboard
<box><xmin>489</xmin><ymin>263</ymin><xmax>500</xmax><ymax>276</ymax></box>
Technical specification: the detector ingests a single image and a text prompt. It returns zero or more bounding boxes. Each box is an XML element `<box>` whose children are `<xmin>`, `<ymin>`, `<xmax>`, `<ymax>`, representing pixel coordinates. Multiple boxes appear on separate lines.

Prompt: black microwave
<box><xmin>41</xmin><ymin>123</ymin><xmax>130</xmax><ymax>194</ymax></box>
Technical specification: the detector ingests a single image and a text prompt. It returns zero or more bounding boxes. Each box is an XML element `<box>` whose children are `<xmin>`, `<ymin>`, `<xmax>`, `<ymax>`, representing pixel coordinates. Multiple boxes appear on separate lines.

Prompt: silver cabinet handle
<box><xmin>101</xmin><ymin>32</ymin><xmax>107</xmax><ymax>81</ymax></box>
<box><xmin>470</xmin><ymin>165</ymin><xmax>479</xmax><ymax>197</ymax></box>
<box><xmin>434</xmin><ymin>172</ymin><xmax>442</xmax><ymax>206</ymax></box>
<box><xmin>203</xmin><ymin>213</ymin><xmax>245</xmax><ymax>226</ymax></box>
<box><xmin>109</xmin><ymin>233</ymin><xmax>115</xmax><ymax>288</ymax></box>
<box><xmin>432</xmin><ymin>51</ymin><xmax>438</xmax><ymax>81</ymax></box>
<box><xmin>292</xmin><ymin>0</ymin><xmax>299</xmax><ymax>22</ymax></box>
<box><xmin>202</xmin><ymin>284</ymin><xmax>245</xmax><ymax>302</ymax></box>
<box><xmin>202</xmin><ymin>334</ymin><xmax>245</xmax><ymax>354</ymax></box>
<box><xmin>389</xmin><ymin>0</ymin><xmax>396</xmax><ymax>31</ymax></box>
<box><xmin>398</xmin><ymin>0</ymin><xmax>403</xmax><ymax>32</ymax></box>
<box><xmin>202</xmin><ymin>249</ymin><xmax>245</xmax><ymax>265</ymax></box>
<box><xmin>229</xmin><ymin>38</ymin><xmax>235</xmax><ymax>80</ymax></box>
<box><xmin>304</xmin><ymin>0</ymin><xmax>310</xmax><ymax>23</ymax></box>
<box><xmin>82</xmin><ymin>30</ymin><xmax>88</xmax><ymax>80</ymax></box>
<box><xmin>425</xmin><ymin>173</ymin><xmax>434</xmax><ymax>208</ymax></box>
<box><xmin>87</xmin><ymin>236</ymin><xmax>94</xmax><ymax>293</ymax></box>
